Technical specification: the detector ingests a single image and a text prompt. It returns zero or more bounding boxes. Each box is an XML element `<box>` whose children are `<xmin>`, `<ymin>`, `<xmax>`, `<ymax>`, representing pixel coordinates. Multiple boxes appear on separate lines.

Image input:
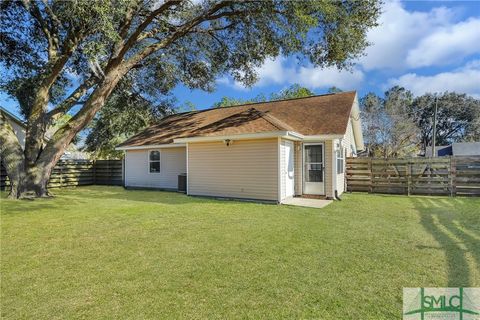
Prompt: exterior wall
<box><xmin>336</xmin><ymin>119</ymin><xmax>356</xmax><ymax>196</ymax></box>
<box><xmin>325</xmin><ymin>140</ymin><xmax>334</xmax><ymax>198</ymax></box>
<box><xmin>125</xmin><ymin>147</ymin><xmax>186</xmax><ymax>189</ymax></box>
<box><xmin>187</xmin><ymin>138</ymin><xmax>279</xmax><ymax>201</ymax></box>
<box><xmin>280</xmin><ymin>139</ymin><xmax>295</xmax><ymax>201</ymax></box>
<box><xmin>294</xmin><ymin>141</ymin><xmax>303</xmax><ymax>196</ymax></box>
<box><xmin>8</xmin><ymin>119</ymin><xmax>26</xmax><ymax>148</ymax></box>
<box><xmin>280</xmin><ymin>139</ymin><xmax>286</xmax><ymax>200</ymax></box>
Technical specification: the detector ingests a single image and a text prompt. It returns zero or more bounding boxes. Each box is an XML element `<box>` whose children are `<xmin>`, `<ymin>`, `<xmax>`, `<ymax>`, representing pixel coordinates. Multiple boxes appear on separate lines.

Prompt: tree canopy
<box><xmin>361</xmin><ymin>87</ymin><xmax>480</xmax><ymax>157</ymax></box>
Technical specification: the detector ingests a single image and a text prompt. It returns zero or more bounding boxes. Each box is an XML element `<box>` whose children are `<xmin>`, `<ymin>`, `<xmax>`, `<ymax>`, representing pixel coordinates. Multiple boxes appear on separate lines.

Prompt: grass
<box><xmin>1</xmin><ymin>186</ymin><xmax>479</xmax><ymax>319</ymax></box>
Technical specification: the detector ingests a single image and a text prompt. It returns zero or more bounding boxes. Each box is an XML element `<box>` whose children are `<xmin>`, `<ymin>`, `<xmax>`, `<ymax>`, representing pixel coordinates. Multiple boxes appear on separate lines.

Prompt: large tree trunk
<box><xmin>6</xmin><ymin>68</ymin><xmax>125</xmax><ymax>199</ymax></box>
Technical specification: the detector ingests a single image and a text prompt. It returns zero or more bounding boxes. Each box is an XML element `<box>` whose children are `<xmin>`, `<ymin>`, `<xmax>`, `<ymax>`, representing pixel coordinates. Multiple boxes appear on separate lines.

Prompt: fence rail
<box><xmin>346</xmin><ymin>156</ymin><xmax>480</xmax><ymax>196</ymax></box>
<box><xmin>1</xmin><ymin>159</ymin><xmax>123</xmax><ymax>191</ymax></box>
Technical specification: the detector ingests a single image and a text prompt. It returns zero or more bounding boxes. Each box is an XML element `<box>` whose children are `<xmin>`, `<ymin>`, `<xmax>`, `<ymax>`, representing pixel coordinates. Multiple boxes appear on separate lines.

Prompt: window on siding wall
<box><xmin>336</xmin><ymin>148</ymin><xmax>344</xmax><ymax>174</ymax></box>
<box><xmin>149</xmin><ymin>151</ymin><xmax>160</xmax><ymax>173</ymax></box>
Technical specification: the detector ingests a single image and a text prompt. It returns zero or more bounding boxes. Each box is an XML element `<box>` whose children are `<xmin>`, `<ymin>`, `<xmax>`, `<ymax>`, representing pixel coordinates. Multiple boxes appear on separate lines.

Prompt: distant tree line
<box><xmin>361</xmin><ymin>86</ymin><xmax>480</xmax><ymax>157</ymax></box>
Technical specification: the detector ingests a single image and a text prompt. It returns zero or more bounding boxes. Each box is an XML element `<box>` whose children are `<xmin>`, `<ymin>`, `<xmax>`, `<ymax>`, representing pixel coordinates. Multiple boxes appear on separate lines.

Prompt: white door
<box><xmin>303</xmin><ymin>143</ymin><xmax>325</xmax><ymax>195</ymax></box>
<box><xmin>284</xmin><ymin>140</ymin><xmax>295</xmax><ymax>198</ymax></box>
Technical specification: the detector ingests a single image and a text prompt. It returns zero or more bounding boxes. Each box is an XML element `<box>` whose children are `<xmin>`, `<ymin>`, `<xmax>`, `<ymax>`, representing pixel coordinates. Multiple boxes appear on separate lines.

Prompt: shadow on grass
<box><xmin>411</xmin><ymin>197</ymin><xmax>480</xmax><ymax>287</ymax></box>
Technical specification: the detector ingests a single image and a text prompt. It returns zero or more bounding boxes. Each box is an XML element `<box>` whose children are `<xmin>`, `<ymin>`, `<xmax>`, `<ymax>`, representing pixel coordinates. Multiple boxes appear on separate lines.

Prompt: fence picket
<box><xmin>0</xmin><ymin>159</ymin><xmax>123</xmax><ymax>191</ymax></box>
<box><xmin>346</xmin><ymin>156</ymin><xmax>480</xmax><ymax>196</ymax></box>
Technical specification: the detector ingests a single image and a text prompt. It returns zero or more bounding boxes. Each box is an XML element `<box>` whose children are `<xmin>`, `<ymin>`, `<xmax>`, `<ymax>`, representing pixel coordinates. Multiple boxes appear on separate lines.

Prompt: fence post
<box><xmin>92</xmin><ymin>160</ymin><xmax>96</xmax><ymax>185</ymax></box>
<box><xmin>60</xmin><ymin>161</ymin><xmax>63</xmax><ymax>188</ymax></box>
<box><xmin>450</xmin><ymin>157</ymin><xmax>456</xmax><ymax>197</ymax></box>
<box><xmin>368</xmin><ymin>158</ymin><xmax>373</xmax><ymax>193</ymax></box>
<box><xmin>407</xmin><ymin>161</ymin><xmax>411</xmax><ymax>196</ymax></box>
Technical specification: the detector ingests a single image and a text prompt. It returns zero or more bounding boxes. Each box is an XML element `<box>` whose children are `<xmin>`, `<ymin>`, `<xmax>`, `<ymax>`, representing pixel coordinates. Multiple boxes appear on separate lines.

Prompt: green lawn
<box><xmin>1</xmin><ymin>187</ymin><xmax>479</xmax><ymax>319</ymax></box>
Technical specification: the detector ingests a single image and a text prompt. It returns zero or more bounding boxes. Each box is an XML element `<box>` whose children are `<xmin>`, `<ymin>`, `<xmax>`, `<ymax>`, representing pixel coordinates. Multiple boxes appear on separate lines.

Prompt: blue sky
<box><xmin>1</xmin><ymin>0</ymin><xmax>480</xmax><ymax>116</ymax></box>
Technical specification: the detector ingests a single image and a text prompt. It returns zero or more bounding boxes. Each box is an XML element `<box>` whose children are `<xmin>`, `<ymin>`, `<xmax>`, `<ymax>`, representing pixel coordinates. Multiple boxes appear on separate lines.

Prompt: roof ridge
<box><xmin>167</xmin><ymin>91</ymin><xmax>357</xmax><ymax>118</ymax></box>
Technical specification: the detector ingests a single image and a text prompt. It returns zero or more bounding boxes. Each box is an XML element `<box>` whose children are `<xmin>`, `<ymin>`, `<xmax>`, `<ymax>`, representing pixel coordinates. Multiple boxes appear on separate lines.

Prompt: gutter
<box><xmin>116</xmin><ymin>131</ymin><xmax>345</xmax><ymax>150</ymax></box>
<box><xmin>115</xmin><ymin>143</ymin><xmax>186</xmax><ymax>151</ymax></box>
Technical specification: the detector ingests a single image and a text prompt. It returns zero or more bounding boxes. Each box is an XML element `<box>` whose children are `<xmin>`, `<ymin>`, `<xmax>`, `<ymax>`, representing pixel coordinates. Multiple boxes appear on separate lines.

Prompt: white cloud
<box><xmin>387</xmin><ymin>60</ymin><xmax>480</xmax><ymax>97</ymax></box>
<box><xmin>406</xmin><ymin>18</ymin><xmax>480</xmax><ymax>68</ymax></box>
<box><xmin>360</xmin><ymin>0</ymin><xmax>479</xmax><ymax>70</ymax></box>
<box><xmin>222</xmin><ymin>56</ymin><xmax>364</xmax><ymax>91</ymax></box>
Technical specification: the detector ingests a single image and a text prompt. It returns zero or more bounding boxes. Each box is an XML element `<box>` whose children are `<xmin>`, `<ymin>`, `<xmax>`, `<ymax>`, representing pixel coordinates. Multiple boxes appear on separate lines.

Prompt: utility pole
<box><xmin>431</xmin><ymin>95</ymin><xmax>438</xmax><ymax>157</ymax></box>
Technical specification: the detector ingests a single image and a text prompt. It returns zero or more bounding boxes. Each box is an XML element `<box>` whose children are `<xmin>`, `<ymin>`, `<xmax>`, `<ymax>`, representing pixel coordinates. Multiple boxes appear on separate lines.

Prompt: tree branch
<box><xmin>46</xmin><ymin>76</ymin><xmax>98</xmax><ymax>120</ymax></box>
<box><xmin>125</xmin><ymin>1</ymin><xmax>234</xmax><ymax>68</ymax></box>
<box><xmin>113</xmin><ymin>0</ymin><xmax>181</xmax><ymax>61</ymax></box>
<box><xmin>21</xmin><ymin>0</ymin><xmax>59</xmax><ymax>59</ymax></box>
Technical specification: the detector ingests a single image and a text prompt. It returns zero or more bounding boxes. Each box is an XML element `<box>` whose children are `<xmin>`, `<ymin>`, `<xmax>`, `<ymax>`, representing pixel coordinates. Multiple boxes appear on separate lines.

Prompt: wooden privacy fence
<box><xmin>1</xmin><ymin>159</ymin><xmax>123</xmax><ymax>190</ymax></box>
<box><xmin>346</xmin><ymin>156</ymin><xmax>480</xmax><ymax>196</ymax></box>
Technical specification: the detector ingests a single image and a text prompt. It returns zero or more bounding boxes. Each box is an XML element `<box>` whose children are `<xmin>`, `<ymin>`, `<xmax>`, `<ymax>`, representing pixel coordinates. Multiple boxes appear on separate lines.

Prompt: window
<box><xmin>336</xmin><ymin>148</ymin><xmax>344</xmax><ymax>174</ymax></box>
<box><xmin>149</xmin><ymin>150</ymin><xmax>160</xmax><ymax>173</ymax></box>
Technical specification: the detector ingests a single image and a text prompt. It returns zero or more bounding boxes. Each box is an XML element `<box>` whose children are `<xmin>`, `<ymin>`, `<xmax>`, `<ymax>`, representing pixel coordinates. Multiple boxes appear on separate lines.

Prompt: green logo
<box><xmin>403</xmin><ymin>288</ymin><xmax>480</xmax><ymax>320</ymax></box>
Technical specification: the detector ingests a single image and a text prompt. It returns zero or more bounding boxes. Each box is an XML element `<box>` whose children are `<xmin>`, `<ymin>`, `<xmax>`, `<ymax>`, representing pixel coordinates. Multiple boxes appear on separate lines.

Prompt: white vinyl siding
<box><xmin>280</xmin><ymin>139</ymin><xmax>295</xmax><ymax>201</ymax></box>
<box><xmin>294</xmin><ymin>141</ymin><xmax>303</xmax><ymax>196</ymax></box>
<box><xmin>187</xmin><ymin>139</ymin><xmax>279</xmax><ymax>201</ymax></box>
<box><xmin>125</xmin><ymin>147</ymin><xmax>186</xmax><ymax>189</ymax></box>
<box><xmin>336</xmin><ymin>119</ymin><xmax>356</xmax><ymax>195</ymax></box>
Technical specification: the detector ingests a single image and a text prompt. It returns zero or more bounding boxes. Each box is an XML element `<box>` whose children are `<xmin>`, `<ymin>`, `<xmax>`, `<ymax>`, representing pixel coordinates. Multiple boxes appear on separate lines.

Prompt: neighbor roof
<box><xmin>0</xmin><ymin>106</ymin><xmax>25</xmax><ymax>127</ymax></box>
<box><xmin>117</xmin><ymin>91</ymin><xmax>357</xmax><ymax>148</ymax></box>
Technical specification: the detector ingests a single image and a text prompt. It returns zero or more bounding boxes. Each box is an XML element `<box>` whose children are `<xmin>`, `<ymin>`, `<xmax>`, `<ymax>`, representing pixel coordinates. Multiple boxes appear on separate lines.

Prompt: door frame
<box><xmin>303</xmin><ymin>142</ymin><xmax>325</xmax><ymax>195</ymax></box>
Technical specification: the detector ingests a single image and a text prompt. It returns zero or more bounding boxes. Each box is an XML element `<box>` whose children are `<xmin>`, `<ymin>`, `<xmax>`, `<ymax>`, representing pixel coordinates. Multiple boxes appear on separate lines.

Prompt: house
<box><xmin>0</xmin><ymin>106</ymin><xmax>89</xmax><ymax>159</ymax></box>
<box><xmin>1</xmin><ymin>106</ymin><xmax>26</xmax><ymax>148</ymax></box>
<box><xmin>116</xmin><ymin>91</ymin><xmax>364</xmax><ymax>203</ymax></box>
<box><xmin>425</xmin><ymin>142</ymin><xmax>480</xmax><ymax>157</ymax></box>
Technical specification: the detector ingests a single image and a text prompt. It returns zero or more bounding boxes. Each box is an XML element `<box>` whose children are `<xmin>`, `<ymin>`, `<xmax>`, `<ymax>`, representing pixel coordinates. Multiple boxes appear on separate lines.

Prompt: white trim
<box><xmin>123</xmin><ymin>150</ymin><xmax>127</xmax><ymax>187</ymax></box>
<box><xmin>174</xmin><ymin>131</ymin><xmax>291</xmax><ymax>143</ymax></box>
<box><xmin>186</xmin><ymin>143</ymin><xmax>189</xmax><ymax>195</ymax></box>
<box><xmin>302</xmin><ymin>134</ymin><xmax>343</xmax><ymax>141</ymax></box>
<box><xmin>115</xmin><ymin>143</ymin><xmax>186</xmax><ymax>151</ymax></box>
<box><xmin>302</xmin><ymin>142</ymin><xmax>326</xmax><ymax>195</ymax></box>
<box><xmin>332</xmin><ymin>139</ymin><xmax>337</xmax><ymax>198</ymax></box>
<box><xmin>117</xmin><ymin>133</ymin><xmax>344</xmax><ymax>150</ymax></box>
<box><xmin>148</xmin><ymin>150</ymin><xmax>161</xmax><ymax>174</ymax></box>
<box><xmin>277</xmin><ymin>137</ymin><xmax>281</xmax><ymax>203</ymax></box>
<box><xmin>173</xmin><ymin>131</ymin><xmax>343</xmax><ymax>143</ymax></box>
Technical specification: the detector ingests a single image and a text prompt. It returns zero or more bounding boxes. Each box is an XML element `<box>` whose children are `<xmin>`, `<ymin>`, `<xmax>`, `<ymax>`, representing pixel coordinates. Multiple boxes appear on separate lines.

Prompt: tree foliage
<box><xmin>361</xmin><ymin>87</ymin><xmax>480</xmax><ymax>157</ymax></box>
<box><xmin>213</xmin><ymin>83</ymin><xmax>315</xmax><ymax>108</ymax></box>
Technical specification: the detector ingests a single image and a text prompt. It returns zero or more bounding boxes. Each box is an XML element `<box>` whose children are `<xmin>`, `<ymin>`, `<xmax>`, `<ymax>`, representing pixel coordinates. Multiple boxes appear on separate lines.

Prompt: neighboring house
<box><xmin>0</xmin><ymin>106</ymin><xmax>89</xmax><ymax>159</ymax></box>
<box><xmin>116</xmin><ymin>91</ymin><xmax>364</xmax><ymax>203</ymax></box>
<box><xmin>425</xmin><ymin>142</ymin><xmax>480</xmax><ymax>157</ymax></box>
<box><xmin>1</xmin><ymin>106</ymin><xmax>26</xmax><ymax>148</ymax></box>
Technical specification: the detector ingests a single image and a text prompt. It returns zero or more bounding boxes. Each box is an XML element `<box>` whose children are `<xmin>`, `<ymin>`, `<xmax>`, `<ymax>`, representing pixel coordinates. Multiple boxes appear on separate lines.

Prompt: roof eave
<box><xmin>115</xmin><ymin>143</ymin><xmax>186</xmax><ymax>151</ymax></box>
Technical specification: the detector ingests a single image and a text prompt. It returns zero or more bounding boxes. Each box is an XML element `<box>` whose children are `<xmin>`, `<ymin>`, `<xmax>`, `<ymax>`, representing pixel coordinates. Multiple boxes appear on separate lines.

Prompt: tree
<box><xmin>212</xmin><ymin>96</ymin><xmax>261</xmax><ymax>108</ymax></box>
<box><xmin>214</xmin><ymin>83</ymin><xmax>314</xmax><ymax>108</ymax></box>
<box><xmin>82</xmin><ymin>80</ymin><xmax>176</xmax><ymax>159</ymax></box>
<box><xmin>360</xmin><ymin>87</ymin><xmax>419</xmax><ymax>157</ymax></box>
<box><xmin>0</xmin><ymin>0</ymin><xmax>380</xmax><ymax>198</ymax></box>
<box><xmin>410</xmin><ymin>92</ymin><xmax>480</xmax><ymax>153</ymax></box>
<box><xmin>270</xmin><ymin>84</ymin><xmax>314</xmax><ymax>100</ymax></box>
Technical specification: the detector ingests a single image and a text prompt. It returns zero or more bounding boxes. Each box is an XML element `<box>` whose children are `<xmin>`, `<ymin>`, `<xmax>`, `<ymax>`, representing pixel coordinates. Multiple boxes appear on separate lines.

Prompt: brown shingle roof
<box><xmin>117</xmin><ymin>91</ymin><xmax>357</xmax><ymax>147</ymax></box>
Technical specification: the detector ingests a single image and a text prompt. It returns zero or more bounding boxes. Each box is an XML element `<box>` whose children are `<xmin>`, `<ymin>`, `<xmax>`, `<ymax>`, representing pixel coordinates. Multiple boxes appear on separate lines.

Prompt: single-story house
<box><xmin>1</xmin><ymin>106</ymin><xmax>26</xmax><ymax>148</ymax></box>
<box><xmin>425</xmin><ymin>142</ymin><xmax>480</xmax><ymax>157</ymax></box>
<box><xmin>116</xmin><ymin>91</ymin><xmax>364</xmax><ymax>203</ymax></box>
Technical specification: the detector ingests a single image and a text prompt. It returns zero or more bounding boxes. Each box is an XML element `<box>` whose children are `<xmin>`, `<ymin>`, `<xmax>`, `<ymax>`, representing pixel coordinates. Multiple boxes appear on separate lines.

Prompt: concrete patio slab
<box><xmin>282</xmin><ymin>197</ymin><xmax>333</xmax><ymax>209</ymax></box>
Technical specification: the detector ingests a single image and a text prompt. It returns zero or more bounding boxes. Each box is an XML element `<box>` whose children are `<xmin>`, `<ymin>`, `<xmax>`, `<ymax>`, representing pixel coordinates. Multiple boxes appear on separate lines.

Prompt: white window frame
<box><xmin>336</xmin><ymin>147</ymin><xmax>345</xmax><ymax>174</ymax></box>
<box><xmin>148</xmin><ymin>150</ymin><xmax>161</xmax><ymax>174</ymax></box>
